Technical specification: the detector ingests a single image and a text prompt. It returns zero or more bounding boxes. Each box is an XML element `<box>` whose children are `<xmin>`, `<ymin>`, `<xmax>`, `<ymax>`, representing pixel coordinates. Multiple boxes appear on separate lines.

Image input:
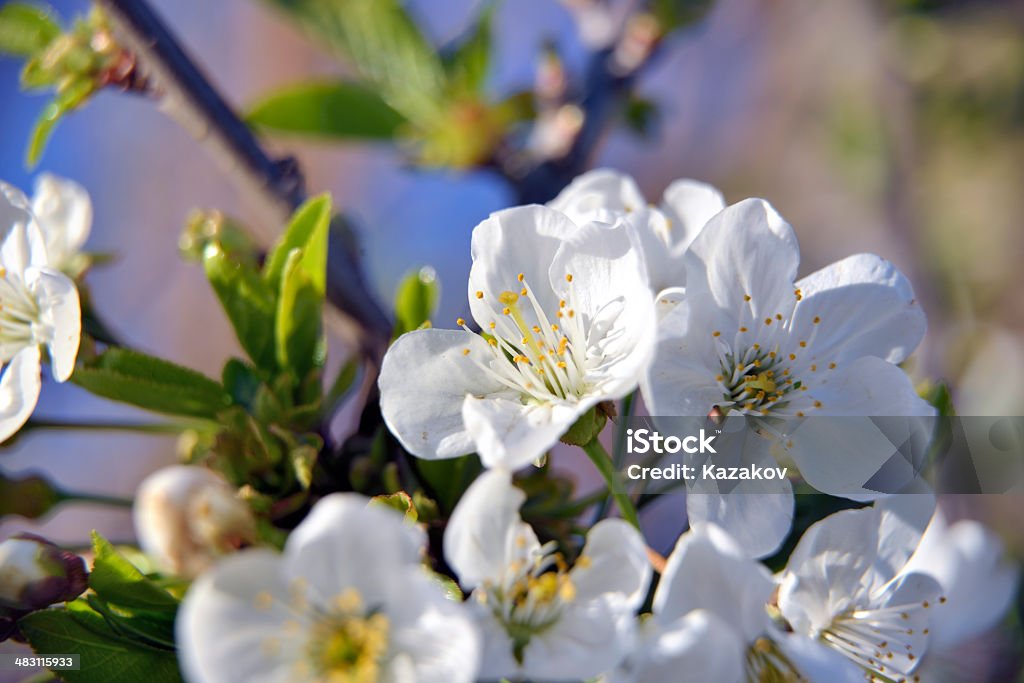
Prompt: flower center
<box><xmin>306</xmin><ymin>589</ymin><xmax>390</xmax><ymax>683</ymax></box>
<box><xmin>709</xmin><ymin>291</ymin><xmax>835</xmax><ymax>418</ymax></box>
<box><xmin>745</xmin><ymin>637</ymin><xmax>804</xmax><ymax>682</ymax></box>
<box><xmin>461</xmin><ymin>272</ymin><xmax>600</xmax><ymax>403</ymax></box>
<box><xmin>819</xmin><ymin>597</ymin><xmax>942</xmax><ymax>682</ymax></box>
<box><xmin>0</xmin><ymin>268</ymin><xmax>43</xmax><ymax>354</ymax></box>
<box><xmin>480</xmin><ymin>538</ymin><xmax>578</xmax><ymax>664</ymax></box>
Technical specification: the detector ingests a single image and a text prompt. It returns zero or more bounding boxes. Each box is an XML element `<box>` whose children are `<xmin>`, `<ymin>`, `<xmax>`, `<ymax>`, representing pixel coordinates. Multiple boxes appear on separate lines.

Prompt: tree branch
<box><xmin>94</xmin><ymin>0</ymin><xmax>391</xmax><ymax>356</ymax></box>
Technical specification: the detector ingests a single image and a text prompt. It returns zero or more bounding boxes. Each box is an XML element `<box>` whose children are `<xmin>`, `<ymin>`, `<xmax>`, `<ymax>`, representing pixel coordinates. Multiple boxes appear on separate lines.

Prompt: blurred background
<box><xmin>0</xmin><ymin>0</ymin><xmax>1022</xmax><ymax>676</ymax></box>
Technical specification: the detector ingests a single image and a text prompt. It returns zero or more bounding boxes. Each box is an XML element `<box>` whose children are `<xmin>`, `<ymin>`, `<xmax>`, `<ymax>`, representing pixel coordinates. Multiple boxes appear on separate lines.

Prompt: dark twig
<box><xmin>94</xmin><ymin>0</ymin><xmax>391</xmax><ymax>357</ymax></box>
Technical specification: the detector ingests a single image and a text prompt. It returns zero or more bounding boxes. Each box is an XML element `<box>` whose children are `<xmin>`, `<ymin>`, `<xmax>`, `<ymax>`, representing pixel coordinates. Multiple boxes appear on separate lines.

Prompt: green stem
<box><xmin>57</xmin><ymin>490</ymin><xmax>134</xmax><ymax>508</ymax></box>
<box><xmin>581</xmin><ymin>438</ymin><xmax>641</xmax><ymax>531</ymax></box>
<box><xmin>24</xmin><ymin>419</ymin><xmax>194</xmax><ymax>434</ymax></box>
<box><xmin>594</xmin><ymin>392</ymin><xmax>636</xmax><ymax>522</ymax></box>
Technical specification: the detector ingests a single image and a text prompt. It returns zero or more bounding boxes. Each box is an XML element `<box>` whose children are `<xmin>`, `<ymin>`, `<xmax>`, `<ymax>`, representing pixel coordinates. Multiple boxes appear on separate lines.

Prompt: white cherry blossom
<box><xmin>0</xmin><ymin>181</ymin><xmax>81</xmax><ymax>443</ymax></box>
<box><xmin>444</xmin><ymin>469</ymin><xmax>650</xmax><ymax>681</ymax></box>
<box><xmin>609</xmin><ymin>524</ymin><xmax>863</xmax><ymax>683</ymax></box>
<box><xmin>178</xmin><ymin>493</ymin><xmax>480</xmax><ymax>683</ymax></box>
<box><xmin>379</xmin><ymin>204</ymin><xmax>655</xmax><ymax>469</ymax></box>
<box><xmin>778</xmin><ymin>496</ymin><xmax>941</xmax><ymax>682</ymax></box>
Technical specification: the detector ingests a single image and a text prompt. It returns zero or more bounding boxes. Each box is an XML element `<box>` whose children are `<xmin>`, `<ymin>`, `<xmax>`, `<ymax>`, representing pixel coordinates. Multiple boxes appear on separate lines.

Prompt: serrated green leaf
<box><xmin>204</xmin><ymin>242</ymin><xmax>278</xmax><ymax>370</ymax></box>
<box><xmin>71</xmin><ymin>348</ymin><xmax>230</xmax><ymax>418</ymax></box>
<box><xmin>263</xmin><ymin>194</ymin><xmax>331</xmax><ymax>294</ymax></box>
<box><xmin>247</xmin><ymin>80</ymin><xmax>405</xmax><ymax>140</ymax></box>
<box><xmin>19</xmin><ymin>607</ymin><xmax>182</xmax><ymax>683</ymax></box>
<box><xmin>258</xmin><ymin>0</ymin><xmax>446</xmax><ymax>123</ymax></box>
<box><xmin>0</xmin><ymin>3</ymin><xmax>61</xmax><ymax>57</ymax></box>
<box><xmin>275</xmin><ymin>248</ymin><xmax>326</xmax><ymax>379</ymax></box>
<box><xmin>89</xmin><ymin>533</ymin><xmax>179</xmax><ymax>613</ymax></box>
<box><xmin>393</xmin><ymin>266</ymin><xmax>440</xmax><ymax>337</ymax></box>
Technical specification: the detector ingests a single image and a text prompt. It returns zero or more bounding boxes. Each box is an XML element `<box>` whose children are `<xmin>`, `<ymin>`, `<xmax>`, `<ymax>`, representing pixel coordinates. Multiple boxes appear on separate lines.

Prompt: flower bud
<box><xmin>133</xmin><ymin>466</ymin><xmax>256</xmax><ymax>578</ymax></box>
<box><xmin>0</xmin><ymin>534</ymin><xmax>87</xmax><ymax>612</ymax></box>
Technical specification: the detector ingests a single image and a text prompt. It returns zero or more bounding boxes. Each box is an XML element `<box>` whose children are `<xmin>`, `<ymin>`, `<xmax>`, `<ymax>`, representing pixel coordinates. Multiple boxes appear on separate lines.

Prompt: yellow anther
<box><xmin>502</xmin><ymin>307</ymin><xmax>511</xmax><ymax>315</ymax></box>
<box><xmin>254</xmin><ymin>591</ymin><xmax>274</xmax><ymax>610</ymax></box>
<box><xmin>814</xmin><ymin>400</ymin><xmax>823</xmax><ymax>408</ymax></box>
<box><xmin>517</xmin><ymin>273</ymin><xmax>525</xmax><ymax>282</ymax></box>
<box><xmin>753</xmin><ymin>343</ymin><xmax>761</xmax><ymax>350</ymax></box>
<box><xmin>568</xmin><ymin>310</ymin><xmax>575</xmax><ymax>318</ymax></box>
<box><xmin>557</xmin><ymin>361</ymin><xmax>567</xmax><ymax>368</ymax></box>
<box><xmin>566</xmin><ymin>274</ymin><xmax>573</xmax><ymax>282</ymax></box>
<box><xmin>489</xmin><ymin>322</ymin><xmax>496</xmax><ymax>330</ymax></box>
<box><xmin>551</xmin><ymin>324</ymin><xmax>559</xmax><ymax>332</ymax></box>
<box><xmin>712</xmin><ymin>331</ymin><xmax>721</xmax><ymax>337</ymax></box>
<box><xmin>799</xmin><ymin>341</ymin><xmax>807</xmax><ymax>348</ymax></box>
<box><xmin>739</xmin><ymin>326</ymin><xmax>748</xmax><ymax>333</ymax></box>
<box><xmin>532</xmin><ymin>325</ymin><xmax>541</xmax><ymax>333</ymax></box>
<box><xmin>813</xmin><ymin>316</ymin><xmax>821</xmax><ymax>324</ymax></box>
<box><xmin>744</xmin><ymin>294</ymin><xmax>752</xmax><ymax>302</ymax></box>
<box><xmin>764</xmin><ymin>318</ymin><xmax>772</xmax><ymax>325</ymax></box>
<box><xmin>789</xmin><ymin>353</ymin><xmax>797</xmax><ymax>361</ymax></box>
<box><xmin>776</xmin><ymin>313</ymin><xmax>783</xmax><ymax>321</ymax></box>
<box><xmin>488</xmin><ymin>338</ymin><xmax>497</xmax><ymax>346</ymax></box>
<box><xmin>456</xmin><ymin>317</ymin><xmax>465</xmax><ymax>326</ymax></box>
<box><xmin>796</xmin><ymin>411</ymin><xmax>805</xmax><ymax>417</ymax></box>
<box><xmin>829</xmin><ymin>362</ymin><xmax>836</xmax><ymax>369</ymax></box>
<box><xmin>462</xmin><ymin>348</ymin><xmax>470</xmax><ymax>356</ymax></box>
<box><xmin>810</xmin><ymin>364</ymin><xmax>817</xmax><ymax>372</ymax></box>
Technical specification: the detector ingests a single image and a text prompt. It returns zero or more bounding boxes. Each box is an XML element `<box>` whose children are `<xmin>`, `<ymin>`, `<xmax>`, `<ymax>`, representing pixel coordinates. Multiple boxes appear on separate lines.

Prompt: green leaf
<box><xmin>19</xmin><ymin>607</ymin><xmax>182</xmax><ymax>683</ymax></box>
<box><xmin>263</xmin><ymin>194</ymin><xmax>331</xmax><ymax>294</ymax></box>
<box><xmin>393</xmin><ymin>266</ymin><xmax>440</xmax><ymax>337</ymax></box>
<box><xmin>222</xmin><ymin>358</ymin><xmax>264</xmax><ymax>409</ymax></box>
<box><xmin>257</xmin><ymin>0</ymin><xmax>446</xmax><ymax>123</ymax></box>
<box><xmin>0</xmin><ymin>3</ymin><xmax>60</xmax><ymax>57</ymax></box>
<box><xmin>71</xmin><ymin>348</ymin><xmax>231</xmax><ymax>418</ymax></box>
<box><xmin>247</xmin><ymin>80</ymin><xmax>405</xmax><ymax>140</ymax></box>
<box><xmin>444</xmin><ymin>2</ymin><xmax>496</xmax><ymax>95</ymax></box>
<box><xmin>27</xmin><ymin>76</ymin><xmax>95</xmax><ymax>167</ymax></box>
<box><xmin>89</xmin><ymin>533</ymin><xmax>179</xmax><ymax>613</ymax></box>
<box><xmin>275</xmin><ymin>248</ymin><xmax>326</xmax><ymax>378</ymax></box>
<box><xmin>204</xmin><ymin>242</ymin><xmax>278</xmax><ymax>370</ymax></box>
<box><xmin>650</xmin><ymin>0</ymin><xmax>713</xmax><ymax>32</ymax></box>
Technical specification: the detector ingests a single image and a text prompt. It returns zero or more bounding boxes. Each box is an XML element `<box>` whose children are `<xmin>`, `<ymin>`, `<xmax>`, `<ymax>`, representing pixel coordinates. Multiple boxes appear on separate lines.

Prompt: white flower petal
<box><xmin>682</xmin><ymin>198</ymin><xmax>800</xmax><ymax>333</ymax></box>
<box><xmin>444</xmin><ymin>469</ymin><xmax>536</xmax><ymax>589</ymax></box>
<box><xmin>0</xmin><ymin>346</ymin><xmax>42</xmax><ymax>443</ymax></box>
<box><xmin>548</xmin><ymin>169</ymin><xmax>646</xmax><ymax>224</ymax></box>
<box><xmin>792</xmin><ymin>253</ymin><xmax>925</xmax><ymax>364</ymax></box>
<box><xmin>654</xmin><ymin>525</ymin><xmax>773</xmax><ymax>643</ymax></box>
<box><xmin>25</xmin><ymin>266</ymin><xmax>80</xmax><ymax>381</ymax></box>
<box><xmin>0</xmin><ymin>182</ymin><xmax>48</xmax><ymax>271</ymax></box>
<box><xmin>468</xmin><ymin>205</ymin><xmax>576</xmax><ymax>327</ymax></box>
<box><xmin>519</xmin><ymin>598</ymin><xmax>627</xmax><ymax>681</ymax></box>
<box><xmin>686</xmin><ymin>489</ymin><xmax>794</xmax><ymax>560</ymax></box>
<box><xmin>571</xmin><ymin>518</ymin><xmax>651</xmax><ymax>609</ymax></box>
<box><xmin>902</xmin><ymin>511</ymin><xmax>1020</xmax><ymax>647</ymax></box>
<box><xmin>642</xmin><ymin>300</ymin><xmax>723</xmax><ymax>416</ymax></box>
<box><xmin>773</xmin><ymin>632</ymin><xmax>866</xmax><ymax>683</ymax></box>
<box><xmin>31</xmin><ymin>174</ymin><xmax>92</xmax><ymax>266</ymax></box>
<box><xmin>549</xmin><ymin>218</ymin><xmax>656</xmax><ymax>397</ymax></box>
<box><xmin>616</xmin><ymin>610</ymin><xmax>745</xmax><ymax>683</ymax></box>
<box><xmin>282</xmin><ymin>493</ymin><xmax>425</xmax><ymax>609</ymax></box>
<box><xmin>385</xmin><ymin>566</ymin><xmax>481</xmax><ymax>683</ymax></box>
<box><xmin>659</xmin><ymin>178</ymin><xmax>725</xmax><ymax>252</ymax></box>
<box><xmin>461</xmin><ymin>394</ymin><xmax>582</xmax><ymax>469</ymax></box>
<box><xmin>177</xmin><ymin>549</ymin><xmax>300</xmax><ymax>683</ymax></box>
<box><xmin>379</xmin><ymin>328</ymin><xmax>505</xmax><ymax>459</ymax></box>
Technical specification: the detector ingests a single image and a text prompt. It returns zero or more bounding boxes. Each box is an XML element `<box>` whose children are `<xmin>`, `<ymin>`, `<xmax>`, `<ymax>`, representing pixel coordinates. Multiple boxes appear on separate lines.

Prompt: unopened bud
<box><xmin>133</xmin><ymin>466</ymin><xmax>256</xmax><ymax>578</ymax></box>
<box><xmin>0</xmin><ymin>534</ymin><xmax>87</xmax><ymax>612</ymax></box>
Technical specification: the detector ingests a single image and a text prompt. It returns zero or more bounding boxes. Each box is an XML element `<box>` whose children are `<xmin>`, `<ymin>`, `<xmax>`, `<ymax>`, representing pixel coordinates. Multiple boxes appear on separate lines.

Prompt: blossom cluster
<box><xmin>0</xmin><ymin>170</ymin><xmax>1018</xmax><ymax>683</ymax></box>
